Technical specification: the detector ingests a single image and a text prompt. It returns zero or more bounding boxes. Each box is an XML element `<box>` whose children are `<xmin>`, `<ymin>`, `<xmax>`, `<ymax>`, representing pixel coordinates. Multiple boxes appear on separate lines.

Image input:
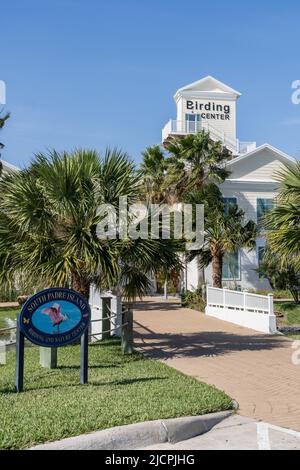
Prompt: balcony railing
<box><xmin>162</xmin><ymin>119</ymin><xmax>256</xmax><ymax>156</ymax></box>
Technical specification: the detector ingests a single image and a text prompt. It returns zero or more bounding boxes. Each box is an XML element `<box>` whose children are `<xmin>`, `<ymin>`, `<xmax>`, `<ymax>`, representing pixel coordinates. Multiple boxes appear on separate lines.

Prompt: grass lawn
<box><xmin>0</xmin><ymin>307</ymin><xmax>19</xmax><ymax>330</ymax></box>
<box><xmin>0</xmin><ymin>339</ymin><xmax>232</xmax><ymax>450</ymax></box>
<box><xmin>275</xmin><ymin>301</ymin><xmax>300</xmax><ymax>325</ymax></box>
<box><xmin>284</xmin><ymin>332</ymin><xmax>300</xmax><ymax>340</ymax></box>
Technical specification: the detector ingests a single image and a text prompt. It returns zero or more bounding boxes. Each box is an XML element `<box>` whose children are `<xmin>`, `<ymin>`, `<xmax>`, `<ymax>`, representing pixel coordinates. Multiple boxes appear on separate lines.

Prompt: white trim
<box><xmin>225</xmin><ymin>179</ymin><xmax>279</xmax><ymax>184</ymax></box>
<box><xmin>177</xmin><ymin>91</ymin><xmax>238</xmax><ymax>102</ymax></box>
<box><xmin>174</xmin><ymin>75</ymin><xmax>241</xmax><ymax>102</ymax></box>
<box><xmin>227</xmin><ymin>143</ymin><xmax>296</xmax><ymax>166</ymax></box>
<box><xmin>1</xmin><ymin>159</ymin><xmax>20</xmax><ymax>172</ymax></box>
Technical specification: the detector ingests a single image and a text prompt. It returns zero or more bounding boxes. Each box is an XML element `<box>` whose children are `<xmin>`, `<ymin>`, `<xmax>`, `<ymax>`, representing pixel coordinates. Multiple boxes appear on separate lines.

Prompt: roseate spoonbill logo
<box><xmin>42</xmin><ymin>303</ymin><xmax>69</xmax><ymax>330</ymax></box>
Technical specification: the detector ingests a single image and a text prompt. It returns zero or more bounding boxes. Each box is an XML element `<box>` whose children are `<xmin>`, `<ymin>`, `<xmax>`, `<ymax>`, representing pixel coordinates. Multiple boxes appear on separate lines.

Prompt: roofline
<box><xmin>174</xmin><ymin>75</ymin><xmax>242</xmax><ymax>101</ymax></box>
<box><xmin>227</xmin><ymin>144</ymin><xmax>296</xmax><ymax>166</ymax></box>
<box><xmin>223</xmin><ymin>179</ymin><xmax>279</xmax><ymax>185</ymax></box>
<box><xmin>1</xmin><ymin>159</ymin><xmax>20</xmax><ymax>172</ymax></box>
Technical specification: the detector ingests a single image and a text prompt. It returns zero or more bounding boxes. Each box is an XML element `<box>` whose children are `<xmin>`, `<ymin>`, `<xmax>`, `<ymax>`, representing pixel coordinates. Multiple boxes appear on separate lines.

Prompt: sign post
<box><xmin>39</xmin><ymin>347</ymin><xmax>58</xmax><ymax>369</ymax></box>
<box><xmin>15</xmin><ymin>288</ymin><xmax>91</xmax><ymax>392</ymax></box>
<box><xmin>15</xmin><ymin>323</ymin><xmax>25</xmax><ymax>393</ymax></box>
<box><xmin>80</xmin><ymin>330</ymin><xmax>89</xmax><ymax>384</ymax></box>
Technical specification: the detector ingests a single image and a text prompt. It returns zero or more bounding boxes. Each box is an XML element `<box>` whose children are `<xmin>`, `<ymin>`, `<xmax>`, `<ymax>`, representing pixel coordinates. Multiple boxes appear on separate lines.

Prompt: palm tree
<box><xmin>0</xmin><ymin>149</ymin><xmax>182</xmax><ymax>301</ymax></box>
<box><xmin>140</xmin><ymin>145</ymin><xmax>168</xmax><ymax>204</ymax></box>
<box><xmin>0</xmin><ymin>111</ymin><xmax>10</xmax><ymax>130</ymax></box>
<box><xmin>256</xmin><ymin>247</ymin><xmax>300</xmax><ymax>303</ymax></box>
<box><xmin>266</xmin><ymin>163</ymin><xmax>300</xmax><ymax>268</ymax></box>
<box><xmin>0</xmin><ymin>111</ymin><xmax>10</xmax><ymax>173</ymax></box>
<box><xmin>164</xmin><ymin>130</ymin><xmax>231</xmax><ymax>200</ymax></box>
<box><xmin>187</xmin><ymin>199</ymin><xmax>257</xmax><ymax>288</ymax></box>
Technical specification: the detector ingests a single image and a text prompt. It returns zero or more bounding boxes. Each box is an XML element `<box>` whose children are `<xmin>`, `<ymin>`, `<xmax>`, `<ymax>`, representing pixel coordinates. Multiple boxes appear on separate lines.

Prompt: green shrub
<box><xmin>181</xmin><ymin>289</ymin><xmax>205</xmax><ymax>312</ymax></box>
<box><xmin>0</xmin><ymin>288</ymin><xmax>19</xmax><ymax>302</ymax></box>
<box><xmin>248</xmin><ymin>289</ymin><xmax>293</xmax><ymax>300</ymax></box>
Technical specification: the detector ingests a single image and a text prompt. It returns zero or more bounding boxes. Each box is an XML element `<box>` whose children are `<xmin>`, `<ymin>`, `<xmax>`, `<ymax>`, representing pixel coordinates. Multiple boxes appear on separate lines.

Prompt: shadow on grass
<box><xmin>89</xmin><ymin>376</ymin><xmax>167</xmax><ymax>387</ymax></box>
<box><xmin>56</xmin><ymin>364</ymin><xmax>122</xmax><ymax>370</ymax></box>
<box><xmin>0</xmin><ymin>376</ymin><xmax>167</xmax><ymax>394</ymax></box>
<box><xmin>276</xmin><ymin>302</ymin><xmax>300</xmax><ymax>311</ymax></box>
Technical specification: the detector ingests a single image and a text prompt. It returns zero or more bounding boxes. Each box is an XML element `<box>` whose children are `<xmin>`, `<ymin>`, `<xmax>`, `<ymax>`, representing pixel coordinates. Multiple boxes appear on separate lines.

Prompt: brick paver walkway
<box><xmin>134</xmin><ymin>297</ymin><xmax>300</xmax><ymax>431</ymax></box>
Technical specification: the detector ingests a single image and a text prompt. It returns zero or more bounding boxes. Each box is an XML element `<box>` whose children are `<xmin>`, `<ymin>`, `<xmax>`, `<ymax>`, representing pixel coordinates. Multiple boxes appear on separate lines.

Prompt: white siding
<box><xmin>220</xmin><ymin>181</ymin><xmax>278</xmax><ymax>223</ymax></box>
<box><xmin>218</xmin><ymin>181</ymin><xmax>276</xmax><ymax>290</ymax></box>
<box><xmin>228</xmin><ymin>148</ymin><xmax>287</xmax><ymax>181</ymax></box>
<box><xmin>178</xmin><ymin>97</ymin><xmax>237</xmax><ymax>143</ymax></box>
<box><xmin>185</xmin><ymin>258</ymin><xmax>199</xmax><ymax>291</ymax></box>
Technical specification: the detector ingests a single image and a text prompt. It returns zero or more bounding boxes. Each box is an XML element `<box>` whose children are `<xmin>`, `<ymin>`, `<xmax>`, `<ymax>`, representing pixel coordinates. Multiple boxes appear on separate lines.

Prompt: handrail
<box><xmin>0</xmin><ymin>325</ymin><xmax>17</xmax><ymax>333</ymax></box>
<box><xmin>207</xmin><ymin>285</ymin><xmax>273</xmax><ymax>316</ymax></box>
<box><xmin>162</xmin><ymin>120</ymin><xmax>256</xmax><ymax>155</ymax></box>
<box><xmin>163</xmin><ymin>119</ymin><xmax>238</xmax><ymax>151</ymax></box>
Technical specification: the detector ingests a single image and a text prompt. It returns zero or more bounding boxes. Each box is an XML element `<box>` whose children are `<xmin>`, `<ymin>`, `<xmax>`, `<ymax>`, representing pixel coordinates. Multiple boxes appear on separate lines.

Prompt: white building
<box><xmin>1</xmin><ymin>159</ymin><xmax>19</xmax><ymax>175</ymax></box>
<box><xmin>162</xmin><ymin>76</ymin><xmax>296</xmax><ymax>291</ymax></box>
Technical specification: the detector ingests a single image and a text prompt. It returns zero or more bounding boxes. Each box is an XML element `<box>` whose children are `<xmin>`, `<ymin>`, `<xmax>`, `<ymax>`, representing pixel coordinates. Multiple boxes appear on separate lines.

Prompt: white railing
<box><xmin>238</xmin><ymin>141</ymin><xmax>257</xmax><ymax>155</ymax></box>
<box><xmin>162</xmin><ymin>119</ymin><xmax>256</xmax><ymax>156</ymax></box>
<box><xmin>89</xmin><ymin>287</ymin><xmax>122</xmax><ymax>340</ymax></box>
<box><xmin>162</xmin><ymin>119</ymin><xmax>238</xmax><ymax>153</ymax></box>
<box><xmin>206</xmin><ymin>286</ymin><xmax>277</xmax><ymax>334</ymax></box>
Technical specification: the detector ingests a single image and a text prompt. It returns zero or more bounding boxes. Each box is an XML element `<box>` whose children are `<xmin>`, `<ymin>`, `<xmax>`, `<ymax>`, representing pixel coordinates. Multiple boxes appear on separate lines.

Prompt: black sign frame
<box><xmin>15</xmin><ymin>288</ymin><xmax>91</xmax><ymax>392</ymax></box>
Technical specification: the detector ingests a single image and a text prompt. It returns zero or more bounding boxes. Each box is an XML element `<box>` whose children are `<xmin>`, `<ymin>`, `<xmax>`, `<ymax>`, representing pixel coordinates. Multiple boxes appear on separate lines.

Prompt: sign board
<box><xmin>19</xmin><ymin>288</ymin><xmax>90</xmax><ymax>347</ymax></box>
<box><xmin>185</xmin><ymin>100</ymin><xmax>231</xmax><ymax>121</ymax></box>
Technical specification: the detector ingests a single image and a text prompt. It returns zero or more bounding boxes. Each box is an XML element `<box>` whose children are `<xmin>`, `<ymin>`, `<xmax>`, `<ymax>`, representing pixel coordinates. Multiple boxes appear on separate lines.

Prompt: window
<box><xmin>185</xmin><ymin>114</ymin><xmax>201</xmax><ymax>133</ymax></box>
<box><xmin>222</xmin><ymin>251</ymin><xmax>240</xmax><ymax>281</ymax></box>
<box><xmin>258</xmin><ymin>246</ymin><xmax>265</xmax><ymax>266</ymax></box>
<box><xmin>257</xmin><ymin>198</ymin><xmax>274</xmax><ymax>228</ymax></box>
<box><xmin>222</xmin><ymin>197</ymin><xmax>237</xmax><ymax>215</ymax></box>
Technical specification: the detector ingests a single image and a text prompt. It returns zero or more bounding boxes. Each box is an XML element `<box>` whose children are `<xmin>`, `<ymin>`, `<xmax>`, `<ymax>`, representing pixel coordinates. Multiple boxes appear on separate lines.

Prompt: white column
<box><xmin>164</xmin><ymin>280</ymin><xmax>168</xmax><ymax>300</ymax></box>
<box><xmin>268</xmin><ymin>294</ymin><xmax>274</xmax><ymax>316</ymax></box>
<box><xmin>111</xmin><ymin>295</ymin><xmax>122</xmax><ymax>337</ymax></box>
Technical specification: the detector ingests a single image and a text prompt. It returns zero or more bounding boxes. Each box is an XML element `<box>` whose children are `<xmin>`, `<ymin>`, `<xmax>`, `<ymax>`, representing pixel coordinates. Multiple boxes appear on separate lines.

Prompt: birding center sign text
<box><xmin>15</xmin><ymin>288</ymin><xmax>91</xmax><ymax>392</ymax></box>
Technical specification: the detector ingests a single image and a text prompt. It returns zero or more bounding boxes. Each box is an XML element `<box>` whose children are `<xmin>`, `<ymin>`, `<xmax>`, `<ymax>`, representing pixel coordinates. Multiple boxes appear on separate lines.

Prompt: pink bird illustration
<box><xmin>41</xmin><ymin>303</ymin><xmax>69</xmax><ymax>328</ymax></box>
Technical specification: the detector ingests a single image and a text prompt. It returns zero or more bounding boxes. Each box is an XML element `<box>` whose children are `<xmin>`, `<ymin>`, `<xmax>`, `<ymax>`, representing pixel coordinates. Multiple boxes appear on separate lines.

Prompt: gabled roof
<box><xmin>174</xmin><ymin>75</ymin><xmax>241</xmax><ymax>101</ymax></box>
<box><xmin>228</xmin><ymin>143</ymin><xmax>296</xmax><ymax>166</ymax></box>
<box><xmin>1</xmin><ymin>159</ymin><xmax>20</xmax><ymax>173</ymax></box>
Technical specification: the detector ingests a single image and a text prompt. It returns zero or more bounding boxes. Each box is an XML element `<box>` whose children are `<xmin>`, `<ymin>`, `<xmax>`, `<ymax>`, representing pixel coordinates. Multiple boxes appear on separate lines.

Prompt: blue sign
<box><xmin>19</xmin><ymin>288</ymin><xmax>91</xmax><ymax>347</ymax></box>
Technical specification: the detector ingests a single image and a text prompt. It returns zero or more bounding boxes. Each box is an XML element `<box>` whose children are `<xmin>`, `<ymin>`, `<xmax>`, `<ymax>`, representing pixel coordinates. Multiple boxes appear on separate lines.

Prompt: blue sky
<box><xmin>1</xmin><ymin>0</ymin><xmax>300</xmax><ymax>168</ymax></box>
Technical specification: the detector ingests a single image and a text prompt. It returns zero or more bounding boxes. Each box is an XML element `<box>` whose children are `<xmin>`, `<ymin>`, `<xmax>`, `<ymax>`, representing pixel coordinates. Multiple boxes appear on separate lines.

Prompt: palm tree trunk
<box><xmin>197</xmin><ymin>255</ymin><xmax>205</xmax><ymax>288</ymax></box>
<box><xmin>212</xmin><ymin>253</ymin><xmax>223</xmax><ymax>288</ymax></box>
<box><xmin>71</xmin><ymin>271</ymin><xmax>90</xmax><ymax>301</ymax></box>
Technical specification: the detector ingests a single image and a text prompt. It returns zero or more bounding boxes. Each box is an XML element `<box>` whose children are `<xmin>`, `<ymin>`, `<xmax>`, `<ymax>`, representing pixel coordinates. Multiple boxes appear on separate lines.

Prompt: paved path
<box><xmin>141</xmin><ymin>415</ymin><xmax>300</xmax><ymax>450</ymax></box>
<box><xmin>0</xmin><ymin>302</ymin><xmax>18</xmax><ymax>308</ymax></box>
<box><xmin>134</xmin><ymin>298</ymin><xmax>300</xmax><ymax>432</ymax></box>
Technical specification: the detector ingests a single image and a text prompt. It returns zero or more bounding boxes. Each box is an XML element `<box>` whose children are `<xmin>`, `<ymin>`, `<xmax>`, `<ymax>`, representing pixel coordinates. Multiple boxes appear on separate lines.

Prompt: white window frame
<box><xmin>257</xmin><ymin>245</ymin><xmax>266</xmax><ymax>265</ymax></box>
<box><xmin>256</xmin><ymin>198</ymin><xmax>274</xmax><ymax>226</ymax></box>
<box><xmin>222</xmin><ymin>250</ymin><xmax>241</xmax><ymax>281</ymax></box>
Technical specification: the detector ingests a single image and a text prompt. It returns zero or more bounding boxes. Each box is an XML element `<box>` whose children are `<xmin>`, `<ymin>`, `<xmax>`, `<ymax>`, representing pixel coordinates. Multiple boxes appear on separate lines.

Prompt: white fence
<box><xmin>89</xmin><ymin>287</ymin><xmax>122</xmax><ymax>340</ymax></box>
<box><xmin>205</xmin><ymin>286</ymin><xmax>277</xmax><ymax>334</ymax></box>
